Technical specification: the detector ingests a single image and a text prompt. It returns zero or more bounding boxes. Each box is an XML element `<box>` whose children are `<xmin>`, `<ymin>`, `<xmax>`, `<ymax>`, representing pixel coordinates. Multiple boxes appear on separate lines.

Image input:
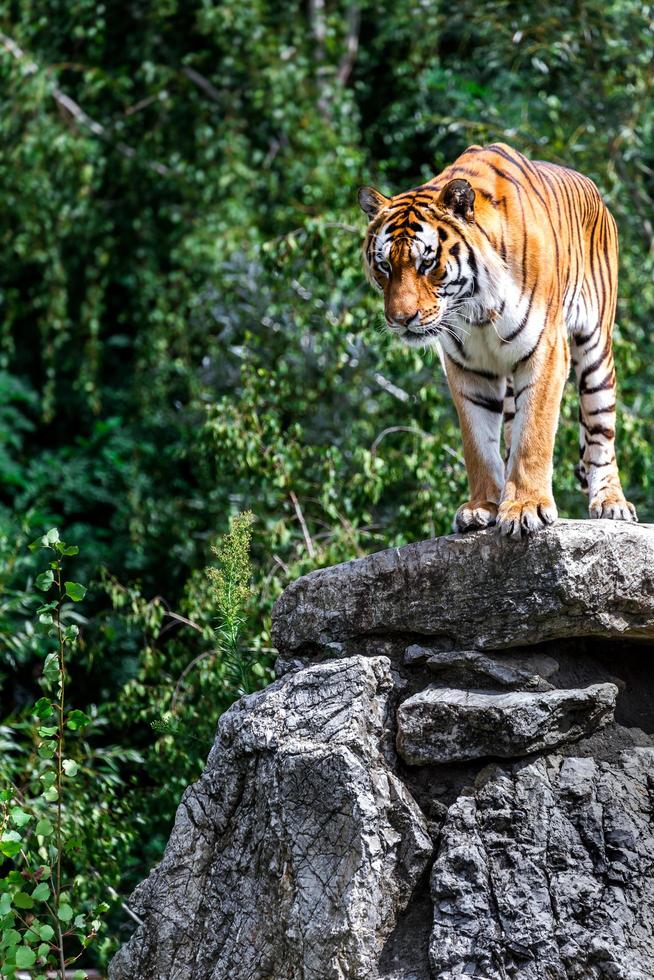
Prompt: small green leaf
<box><xmin>0</xmin><ymin>893</ymin><xmax>12</xmax><ymax>916</ymax></box>
<box><xmin>38</xmin><ymin>741</ymin><xmax>57</xmax><ymax>759</ymax></box>
<box><xmin>35</xmin><ymin>819</ymin><xmax>54</xmax><ymax>837</ymax></box>
<box><xmin>9</xmin><ymin>809</ymin><xmax>31</xmax><ymax>829</ymax></box>
<box><xmin>43</xmin><ymin>653</ymin><xmax>59</xmax><ymax>684</ymax></box>
<box><xmin>13</xmin><ymin>892</ymin><xmax>34</xmax><ymax>910</ymax></box>
<box><xmin>0</xmin><ymin>832</ymin><xmax>22</xmax><ymax>858</ymax></box>
<box><xmin>36</xmin><ymin>601</ymin><xmax>57</xmax><ymax>615</ymax></box>
<box><xmin>32</xmin><ymin>883</ymin><xmax>50</xmax><ymax>902</ymax></box>
<box><xmin>37</xmin><ymin>726</ymin><xmax>58</xmax><ymax>738</ymax></box>
<box><xmin>34</xmin><ymin>697</ymin><xmax>54</xmax><ymax>719</ymax></box>
<box><xmin>73</xmin><ymin>913</ymin><xmax>85</xmax><ymax>928</ymax></box>
<box><xmin>64</xmin><ymin>581</ymin><xmax>86</xmax><ymax>602</ymax></box>
<box><xmin>58</xmin><ymin>903</ymin><xmax>73</xmax><ymax>923</ymax></box>
<box><xmin>42</xmin><ymin>653</ymin><xmax>59</xmax><ymax>685</ymax></box>
<box><xmin>29</xmin><ymin>530</ymin><xmax>59</xmax><ymax>552</ymax></box>
<box><xmin>38</xmin><ymin>923</ymin><xmax>54</xmax><ymax>940</ymax></box>
<box><xmin>62</xmin><ymin>759</ymin><xmax>78</xmax><ymax>778</ymax></box>
<box><xmin>44</xmin><ymin>787</ymin><xmax>58</xmax><ymax>802</ymax></box>
<box><xmin>62</xmin><ymin>545</ymin><xmax>79</xmax><ymax>556</ymax></box>
<box><xmin>63</xmin><ymin>624</ymin><xmax>80</xmax><ymax>643</ymax></box>
<box><xmin>35</xmin><ymin>570</ymin><xmax>54</xmax><ymax>592</ymax></box>
<box><xmin>15</xmin><ymin>946</ymin><xmax>37</xmax><ymax>968</ymax></box>
<box><xmin>73</xmin><ymin>972</ymin><xmax>88</xmax><ymax>980</ymax></box>
<box><xmin>66</xmin><ymin>710</ymin><xmax>91</xmax><ymax>731</ymax></box>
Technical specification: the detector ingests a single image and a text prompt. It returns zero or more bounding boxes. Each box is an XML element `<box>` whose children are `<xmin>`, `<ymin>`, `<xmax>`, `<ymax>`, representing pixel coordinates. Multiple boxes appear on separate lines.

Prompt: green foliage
<box><xmin>0</xmin><ymin>531</ymin><xmax>116</xmax><ymax>977</ymax></box>
<box><xmin>207</xmin><ymin>511</ymin><xmax>253</xmax><ymax>642</ymax></box>
<box><xmin>205</xmin><ymin>511</ymin><xmax>261</xmax><ymax>695</ymax></box>
<box><xmin>0</xmin><ymin>0</ymin><xmax>652</xmax><ymax>968</ymax></box>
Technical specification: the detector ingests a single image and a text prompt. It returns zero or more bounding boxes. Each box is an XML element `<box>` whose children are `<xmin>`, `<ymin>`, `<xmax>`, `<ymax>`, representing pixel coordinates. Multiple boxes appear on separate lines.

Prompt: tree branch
<box><xmin>308</xmin><ymin>0</ymin><xmax>330</xmax><ymax>118</ymax></box>
<box><xmin>171</xmin><ymin>650</ymin><xmax>218</xmax><ymax>711</ymax></box>
<box><xmin>371</xmin><ymin>426</ymin><xmax>431</xmax><ymax>455</ymax></box>
<box><xmin>289</xmin><ymin>491</ymin><xmax>316</xmax><ymax>559</ymax></box>
<box><xmin>182</xmin><ymin>65</ymin><xmax>221</xmax><ymax>104</ymax></box>
<box><xmin>336</xmin><ymin>5</ymin><xmax>361</xmax><ymax>86</ymax></box>
<box><xmin>0</xmin><ymin>31</ymin><xmax>168</xmax><ymax>175</ymax></box>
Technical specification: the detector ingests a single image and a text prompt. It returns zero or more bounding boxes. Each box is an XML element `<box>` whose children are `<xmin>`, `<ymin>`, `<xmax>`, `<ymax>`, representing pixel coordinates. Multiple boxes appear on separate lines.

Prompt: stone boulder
<box><xmin>272</xmin><ymin>520</ymin><xmax>654</xmax><ymax>656</ymax></box>
<box><xmin>396</xmin><ymin>683</ymin><xmax>617</xmax><ymax>765</ymax></box>
<box><xmin>109</xmin><ymin>657</ymin><xmax>432</xmax><ymax>980</ymax></box>
<box><xmin>403</xmin><ymin>645</ymin><xmax>560</xmax><ymax>691</ymax></box>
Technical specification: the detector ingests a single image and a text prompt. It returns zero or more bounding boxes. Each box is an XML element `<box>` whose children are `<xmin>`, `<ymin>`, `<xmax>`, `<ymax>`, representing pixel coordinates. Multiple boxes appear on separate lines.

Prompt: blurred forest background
<box><xmin>0</xmin><ymin>0</ymin><xmax>652</xmax><ymax>969</ymax></box>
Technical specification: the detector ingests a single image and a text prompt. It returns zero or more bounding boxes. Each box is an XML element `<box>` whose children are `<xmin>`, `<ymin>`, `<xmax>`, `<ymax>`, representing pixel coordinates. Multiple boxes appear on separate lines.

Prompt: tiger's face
<box><xmin>358</xmin><ymin>179</ymin><xmax>478</xmax><ymax>349</ymax></box>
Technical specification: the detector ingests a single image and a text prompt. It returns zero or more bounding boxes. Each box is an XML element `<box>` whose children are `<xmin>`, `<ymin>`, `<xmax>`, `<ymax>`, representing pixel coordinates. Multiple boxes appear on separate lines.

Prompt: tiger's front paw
<box><xmin>453</xmin><ymin>499</ymin><xmax>498</xmax><ymax>533</ymax></box>
<box><xmin>589</xmin><ymin>490</ymin><xmax>637</xmax><ymax>522</ymax></box>
<box><xmin>497</xmin><ymin>498</ymin><xmax>557</xmax><ymax>538</ymax></box>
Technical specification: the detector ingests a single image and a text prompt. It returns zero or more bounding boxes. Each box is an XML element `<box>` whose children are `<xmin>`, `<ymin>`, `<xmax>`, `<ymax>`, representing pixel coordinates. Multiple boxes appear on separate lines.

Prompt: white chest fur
<box><xmin>439</xmin><ymin>273</ymin><xmax>546</xmax><ymax>376</ymax></box>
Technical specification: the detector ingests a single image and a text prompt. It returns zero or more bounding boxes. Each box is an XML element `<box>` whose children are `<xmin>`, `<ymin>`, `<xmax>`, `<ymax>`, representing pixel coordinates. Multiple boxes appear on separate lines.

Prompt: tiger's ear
<box><xmin>437</xmin><ymin>179</ymin><xmax>475</xmax><ymax>223</ymax></box>
<box><xmin>357</xmin><ymin>186</ymin><xmax>389</xmax><ymax>220</ymax></box>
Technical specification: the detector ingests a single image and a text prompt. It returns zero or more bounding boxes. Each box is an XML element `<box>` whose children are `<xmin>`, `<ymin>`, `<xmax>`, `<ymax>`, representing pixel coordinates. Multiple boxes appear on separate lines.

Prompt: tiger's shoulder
<box><xmin>436</xmin><ymin>142</ymin><xmax>604</xmax><ymax>215</ymax></box>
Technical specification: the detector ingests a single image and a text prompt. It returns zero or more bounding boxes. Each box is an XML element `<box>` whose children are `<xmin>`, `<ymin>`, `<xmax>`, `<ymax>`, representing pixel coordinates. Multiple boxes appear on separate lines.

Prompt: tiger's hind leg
<box><xmin>574</xmin><ymin>404</ymin><xmax>589</xmax><ymax>495</ymax></box>
<box><xmin>572</xmin><ymin>311</ymin><xmax>637</xmax><ymax>522</ymax></box>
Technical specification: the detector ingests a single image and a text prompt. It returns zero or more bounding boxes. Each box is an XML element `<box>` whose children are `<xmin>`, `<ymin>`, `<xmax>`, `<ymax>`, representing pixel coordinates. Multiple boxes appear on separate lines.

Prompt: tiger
<box><xmin>358</xmin><ymin>142</ymin><xmax>637</xmax><ymax>537</ymax></box>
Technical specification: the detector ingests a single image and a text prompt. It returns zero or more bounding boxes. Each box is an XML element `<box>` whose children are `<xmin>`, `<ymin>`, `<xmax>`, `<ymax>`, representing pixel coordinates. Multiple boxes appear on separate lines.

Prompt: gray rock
<box><xmin>404</xmin><ymin>645</ymin><xmax>559</xmax><ymax>691</ymax></box>
<box><xmin>108</xmin><ymin>656</ymin><xmax>432</xmax><ymax>980</ymax></box>
<box><xmin>271</xmin><ymin>520</ymin><xmax>654</xmax><ymax>656</ymax></box>
<box><xmin>397</xmin><ymin>684</ymin><xmax>617</xmax><ymax>765</ymax></box>
<box><xmin>111</xmin><ymin>521</ymin><xmax>654</xmax><ymax>979</ymax></box>
<box><xmin>430</xmin><ymin>750</ymin><xmax>654</xmax><ymax>979</ymax></box>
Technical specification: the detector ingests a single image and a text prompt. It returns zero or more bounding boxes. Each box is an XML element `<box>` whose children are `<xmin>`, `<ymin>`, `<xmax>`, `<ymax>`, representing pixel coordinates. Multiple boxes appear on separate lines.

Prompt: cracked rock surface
<box><xmin>397</xmin><ymin>683</ymin><xmax>618</xmax><ymax>765</ymax></box>
<box><xmin>108</xmin><ymin>656</ymin><xmax>432</xmax><ymax>980</ymax></box>
<box><xmin>430</xmin><ymin>751</ymin><xmax>654</xmax><ymax>979</ymax></box>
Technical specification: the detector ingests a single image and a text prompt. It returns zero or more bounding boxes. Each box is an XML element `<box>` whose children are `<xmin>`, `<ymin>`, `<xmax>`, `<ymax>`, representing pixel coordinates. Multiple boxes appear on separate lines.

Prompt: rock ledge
<box><xmin>272</xmin><ymin>519</ymin><xmax>654</xmax><ymax>656</ymax></box>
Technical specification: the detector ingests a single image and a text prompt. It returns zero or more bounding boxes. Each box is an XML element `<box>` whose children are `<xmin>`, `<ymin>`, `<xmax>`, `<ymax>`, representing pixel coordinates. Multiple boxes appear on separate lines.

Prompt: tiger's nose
<box><xmin>391</xmin><ymin>310</ymin><xmax>420</xmax><ymax>327</ymax></box>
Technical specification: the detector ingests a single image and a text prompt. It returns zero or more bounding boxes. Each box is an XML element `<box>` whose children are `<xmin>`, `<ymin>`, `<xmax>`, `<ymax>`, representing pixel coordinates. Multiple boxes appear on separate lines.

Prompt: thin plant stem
<box><xmin>54</xmin><ymin>560</ymin><xmax>66</xmax><ymax>980</ymax></box>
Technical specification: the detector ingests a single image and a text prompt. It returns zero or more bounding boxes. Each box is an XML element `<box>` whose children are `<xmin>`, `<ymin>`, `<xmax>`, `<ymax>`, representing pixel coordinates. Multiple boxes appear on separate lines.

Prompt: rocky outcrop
<box><xmin>403</xmin><ymin>645</ymin><xmax>560</xmax><ymax>692</ymax></box>
<box><xmin>111</xmin><ymin>520</ymin><xmax>654</xmax><ymax>979</ymax></box>
<box><xmin>109</xmin><ymin>657</ymin><xmax>432</xmax><ymax>980</ymax></box>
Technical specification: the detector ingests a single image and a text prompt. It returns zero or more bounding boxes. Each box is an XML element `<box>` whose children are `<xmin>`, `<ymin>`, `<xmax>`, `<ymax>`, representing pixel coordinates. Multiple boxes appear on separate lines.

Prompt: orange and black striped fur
<box><xmin>358</xmin><ymin>143</ymin><xmax>637</xmax><ymax>537</ymax></box>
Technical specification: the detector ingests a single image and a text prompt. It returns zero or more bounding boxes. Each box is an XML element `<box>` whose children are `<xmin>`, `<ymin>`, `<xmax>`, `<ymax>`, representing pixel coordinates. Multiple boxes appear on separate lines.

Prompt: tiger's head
<box><xmin>358</xmin><ymin>178</ymin><xmax>485</xmax><ymax>349</ymax></box>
